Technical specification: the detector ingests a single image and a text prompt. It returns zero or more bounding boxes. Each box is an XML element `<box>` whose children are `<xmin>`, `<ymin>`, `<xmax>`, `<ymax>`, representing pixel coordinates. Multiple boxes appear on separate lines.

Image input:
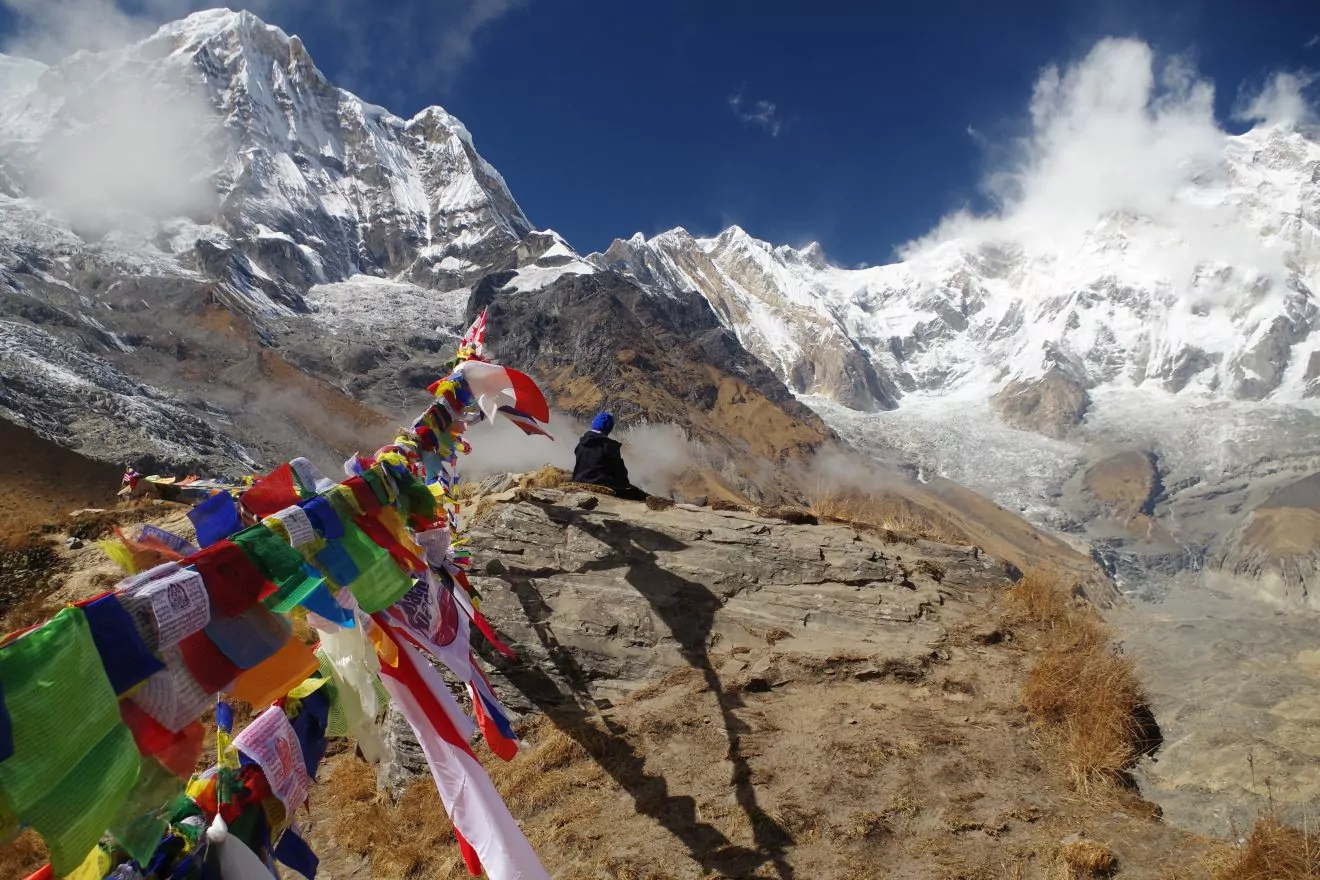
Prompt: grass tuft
<box><xmin>1210</xmin><ymin>812</ymin><xmax>1320</xmax><ymax>880</ymax></box>
<box><xmin>753</xmin><ymin>505</ymin><xmax>818</xmax><ymax>525</ymax></box>
<box><xmin>1060</xmin><ymin>839</ymin><xmax>1117</xmax><ymax>877</ymax></box>
<box><xmin>809</xmin><ymin>490</ymin><xmax>967</xmax><ymax>544</ymax></box>
<box><xmin>1007</xmin><ymin>572</ymin><xmax>1148</xmax><ymax>794</ymax></box>
<box><xmin>321</xmin><ymin>756</ymin><xmax>465</xmax><ymax>880</ymax></box>
<box><xmin>0</xmin><ymin>830</ymin><xmax>48</xmax><ymax>879</ymax></box>
<box><xmin>519</xmin><ymin>466</ymin><xmax>572</xmax><ymax>490</ymax></box>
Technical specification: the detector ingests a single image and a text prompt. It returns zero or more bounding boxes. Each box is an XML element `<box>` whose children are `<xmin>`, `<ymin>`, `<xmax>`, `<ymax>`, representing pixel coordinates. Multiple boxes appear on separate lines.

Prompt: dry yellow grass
<box><xmin>752</xmin><ymin>504</ymin><xmax>818</xmax><ymax>525</ymax></box>
<box><xmin>518</xmin><ymin>466</ymin><xmax>571</xmax><ymax>490</ymax></box>
<box><xmin>0</xmin><ymin>830</ymin><xmax>48</xmax><ymax>878</ymax></box>
<box><xmin>321</xmin><ymin>756</ymin><xmax>467</xmax><ymax>880</ymax></box>
<box><xmin>562</xmin><ymin>482</ymin><xmax>616</xmax><ymax>497</ymax></box>
<box><xmin>809</xmin><ymin>489</ymin><xmax>967</xmax><ymax>545</ymax></box>
<box><xmin>1210</xmin><ymin>812</ymin><xmax>1320</xmax><ymax>880</ymax></box>
<box><xmin>1060</xmin><ymin>839</ymin><xmax>1117</xmax><ymax>877</ymax></box>
<box><xmin>1007</xmin><ymin>572</ymin><xmax>1148</xmax><ymax>794</ymax></box>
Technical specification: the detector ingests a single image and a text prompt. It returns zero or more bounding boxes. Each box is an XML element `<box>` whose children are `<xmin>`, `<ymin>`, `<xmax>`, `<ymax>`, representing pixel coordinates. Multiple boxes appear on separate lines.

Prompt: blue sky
<box><xmin>3</xmin><ymin>0</ymin><xmax>1319</xmax><ymax>266</ymax></box>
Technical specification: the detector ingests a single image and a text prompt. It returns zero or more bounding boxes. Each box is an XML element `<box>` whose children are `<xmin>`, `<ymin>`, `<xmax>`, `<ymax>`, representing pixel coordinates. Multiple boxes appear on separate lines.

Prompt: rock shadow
<box><xmin>480</xmin><ymin>502</ymin><xmax>795</xmax><ymax>879</ymax></box>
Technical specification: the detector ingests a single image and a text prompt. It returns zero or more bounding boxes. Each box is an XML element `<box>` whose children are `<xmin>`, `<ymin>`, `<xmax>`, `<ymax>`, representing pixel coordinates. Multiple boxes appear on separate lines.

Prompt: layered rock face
<box><xmin>465</xmin><ymin>486</ymin><xmax>1011</xmax><ymax>704</ymax></box>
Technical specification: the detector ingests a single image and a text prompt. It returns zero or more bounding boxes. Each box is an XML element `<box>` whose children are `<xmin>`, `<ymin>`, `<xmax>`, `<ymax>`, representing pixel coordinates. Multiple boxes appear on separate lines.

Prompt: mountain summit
<box><xmin>0</xmin><ymin>9</ymin><xmax>829</xmax><ymax>488</ymax></box>
<box><xmin>1</xmin><ymin>8</ymin><xmax>530</xmax><ymax>316</ymax></box>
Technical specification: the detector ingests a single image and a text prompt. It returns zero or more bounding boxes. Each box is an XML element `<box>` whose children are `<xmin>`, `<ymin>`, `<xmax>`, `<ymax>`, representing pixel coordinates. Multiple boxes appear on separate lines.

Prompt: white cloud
<box><xmin>902</xmin><ymin>38</ymin><xmax>1314</xmax><ymax>292</ymax></box>
<box><xmin>0</xmin><ymin>0</ymin><xmax>163</xmax><ymax>58</ymax></box>
<box><xmin>0</xmin><ymin>0</ymin><xmax>522</xmax><ymax>227</ymax></box>
<box><xmin>434</xmin><ymin>0</ymin><xmax>524</xmax><ymax>85</ymax></box>
<box><xmin>727</xmin><ymin>89</ymin><xmax>783</xmax><ymax>136</ymax></box>
<box><xmin>1306</xmin><ymin>34</ymin><xmax>1319</xmax><ymax>50</ymax></box>
<box><xmin>1236</xmin><ymin>70</ymin><xmax>1318</xmax><ymax>127</ymax></box>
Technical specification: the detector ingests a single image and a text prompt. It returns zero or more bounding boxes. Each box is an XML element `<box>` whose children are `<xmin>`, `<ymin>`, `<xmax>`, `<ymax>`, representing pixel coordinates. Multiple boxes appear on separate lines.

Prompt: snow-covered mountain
<box><xmin>5</xmin><ymin>8</ymin><xmax>1320</xmax><ymax>607</ymax></box>
<box><xmin>0</xmin><ymin>9</ymin><xmax>824</xmax><ymax>481</ymax></box>
<box><xmin>592</xmin><ymin>124</ymin><xmax>1320</xmax><ymax>606</ymax></box>
<box><xmin>595</xmin><ymin>124</ymin><xmax>1320</xmax><ymax>431</ymax></box>
<box><xmin>0</xmin><ymin>9</ymin><xmax>530</xmax><ymax>317</ymax></box>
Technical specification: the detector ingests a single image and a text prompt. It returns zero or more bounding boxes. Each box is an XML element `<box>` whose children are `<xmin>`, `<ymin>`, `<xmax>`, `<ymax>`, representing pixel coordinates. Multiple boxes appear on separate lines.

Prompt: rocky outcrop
<box><xmin>1229</xmin><ymin>297</ymin><xmax>1317</xmax><ymax>400</ymax></box>
<box><xmin>1208</xmin><ymin>471</ymin><xmax>1320</xmax><ymax>609</ymax></box>
<box><xmin>465</xmin><ymin>486</ymin><xmax>1012</xmax><ymax>705</ymax></box>
<box><xmin>1081</xmin><ymin>450</ymin><xmax>1161</xmax><ymax>521</ymax></box>
<box><xmin>991</xmin><ymin>366</ymin><xmax>1090</xmax><ymax>439</ymax></box>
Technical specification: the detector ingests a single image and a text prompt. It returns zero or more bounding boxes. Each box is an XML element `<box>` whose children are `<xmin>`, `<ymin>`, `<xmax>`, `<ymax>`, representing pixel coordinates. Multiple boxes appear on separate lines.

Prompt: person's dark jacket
<box><xmin>572</xmin><ymin>431</ymin><xmax>634</xmax><ymax>492</ymax></box>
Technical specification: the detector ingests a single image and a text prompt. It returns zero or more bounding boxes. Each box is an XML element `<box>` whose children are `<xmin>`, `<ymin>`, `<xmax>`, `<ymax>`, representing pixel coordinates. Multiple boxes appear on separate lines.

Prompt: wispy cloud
<box><xmin>727</xmin><ymin>88</ymin><xmax>783</xmax><ymax>136</ymax></box>
<box><xmin>293</xmin><ymin>0</ymin><xmax>525</xmax><ymax>101</ymax></box>
<box><xmin>1235</xmin><ymin>70</ymin><xmax>1318</xmax><ymax>127</ymax></box>
<box><xmin>0</xmin><ymin>0</ymin><xmax>223</xmax><ymax>227</ymax></box>
<box><xmin>1306</xmin><ymin>33</ymin><xmax>1319</xmax><ymax>50</ymax></box>
<box><xmin>0</xmin><ymin>0</ymin><xmax>525</xmax><ymax>99</ymax></box>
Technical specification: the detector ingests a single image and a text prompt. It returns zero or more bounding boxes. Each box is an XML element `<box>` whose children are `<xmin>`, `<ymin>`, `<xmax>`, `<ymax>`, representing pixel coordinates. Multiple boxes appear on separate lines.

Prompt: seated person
<box><xmin>572</xmin><ymin>412</ymin><xmax>646</xmax><ymax>500</ymax></box>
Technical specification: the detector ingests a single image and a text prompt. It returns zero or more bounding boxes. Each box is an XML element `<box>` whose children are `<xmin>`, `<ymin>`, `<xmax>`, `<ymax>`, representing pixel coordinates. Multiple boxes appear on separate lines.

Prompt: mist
<box><xmin>1</xmin><ymin>0</ymin><xmax>224</xmax><ymax>233</ymax></box>
<box><xmin>796</xmin><ymin>446</ymin><xmax>907</xmax><ymax>500</ymax></box>
<box><xmin>461</xmin><ymin>414</ymin><xmax>707</xmax><ymax>496</ymax></box>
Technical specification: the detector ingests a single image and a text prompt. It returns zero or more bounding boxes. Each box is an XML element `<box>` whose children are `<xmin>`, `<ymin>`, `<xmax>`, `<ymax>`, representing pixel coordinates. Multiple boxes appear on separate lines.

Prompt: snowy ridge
<box><xmin>0</xmin><ymin>319</ymin><xmax>255</xmax><ymax>470</ymax></box>
<box><xmin>596</xmin><ymin>124</ymin><xmax>1320</xmax><ymax>413</ymax></box>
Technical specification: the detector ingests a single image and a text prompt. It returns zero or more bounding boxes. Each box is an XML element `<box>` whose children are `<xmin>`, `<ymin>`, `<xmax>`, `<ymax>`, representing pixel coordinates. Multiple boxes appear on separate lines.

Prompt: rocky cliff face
<box><xmin>0</xmin><ymin>10</ymin><xmax>531</xmax><ymax>313</ymax></box>
<box><xmin>593</xmin><ymin>229</ymin><xmax>901</xmax><ymax>411</ymax></box>
<box><xmin>468</xmin><ymin>269</ymin><xmax>833</xmax><ymax>484</ymax></box>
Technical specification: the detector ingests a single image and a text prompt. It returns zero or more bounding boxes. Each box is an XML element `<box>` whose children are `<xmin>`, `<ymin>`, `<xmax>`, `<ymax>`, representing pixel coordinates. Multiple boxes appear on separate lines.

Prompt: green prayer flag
<box><xmin>335</xmin><ymin>522</ymin><xmax>412</xmax><ymax>612</ymax></box>
<box><xmin>107</xmin><ymin>757</ymin><xmax>183</xmax><ymax>866</ymax></box>
<box><xmin>232</xmin><ymin>524</ymin><xmax>325</xmax><ymax>613</ymax></box>
<box><xmin>230</xmin><ymin>523</ymin><xmax>306</xmax><ymax>581</ymax></box>
<box><xmin>0</xmin><ymin>608</ymin><xmax>141</xmax><ymax>875</ymax></box>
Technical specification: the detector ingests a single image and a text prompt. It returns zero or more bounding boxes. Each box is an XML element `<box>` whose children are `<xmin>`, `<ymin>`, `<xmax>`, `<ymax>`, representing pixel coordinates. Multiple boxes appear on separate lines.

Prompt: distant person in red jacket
<box><xmin>572</xmin><ymin>412</ymin><xmax>646</xmax><ymax>500</ymax></box>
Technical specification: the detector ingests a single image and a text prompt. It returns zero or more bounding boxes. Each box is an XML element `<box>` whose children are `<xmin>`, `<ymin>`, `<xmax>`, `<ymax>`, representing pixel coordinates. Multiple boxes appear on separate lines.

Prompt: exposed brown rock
<box><xmin>1083</xmin><ymin>450</ymin><xmax>1160</xmax><ymax>521</ymax></box>
<box><xmin>992</xmin><ymin>366</ymin><xmax>1090</xmax><ymax>439</ymax></box>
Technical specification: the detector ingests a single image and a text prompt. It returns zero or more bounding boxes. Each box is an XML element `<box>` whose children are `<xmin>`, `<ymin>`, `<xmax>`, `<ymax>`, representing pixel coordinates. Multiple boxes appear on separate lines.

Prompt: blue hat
<box><xmin>591</xmin><ymin>412</ymin><xmax>615</xmax><ymax>434</ymax></box>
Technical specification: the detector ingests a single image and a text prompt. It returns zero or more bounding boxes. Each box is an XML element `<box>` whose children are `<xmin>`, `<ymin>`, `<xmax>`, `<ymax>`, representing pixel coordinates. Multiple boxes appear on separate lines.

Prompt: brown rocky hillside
<box><xmin>3</xmin><ymin>471</ymin><xmax>1308</xmax><ymax>880</ymax></box>
<box><xmin>299</xmin><ymin>483</ymin><xmax>1217</xmax><ymax>879</ymax></box>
